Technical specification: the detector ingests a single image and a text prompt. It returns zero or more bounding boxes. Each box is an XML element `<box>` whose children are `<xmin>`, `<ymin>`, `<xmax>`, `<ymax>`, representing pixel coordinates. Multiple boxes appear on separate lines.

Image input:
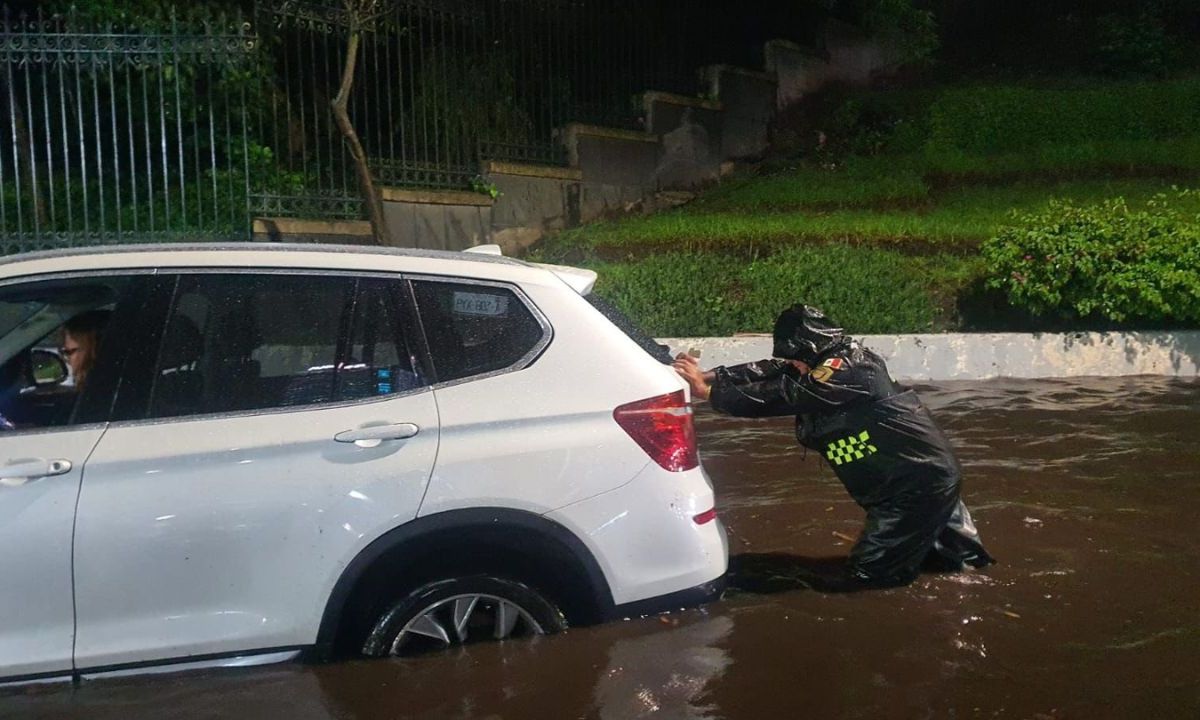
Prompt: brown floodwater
<box><xmin>5</xmin><ymin>377</ymin><xmax>1200</xmax><ymax>719</ymax></box>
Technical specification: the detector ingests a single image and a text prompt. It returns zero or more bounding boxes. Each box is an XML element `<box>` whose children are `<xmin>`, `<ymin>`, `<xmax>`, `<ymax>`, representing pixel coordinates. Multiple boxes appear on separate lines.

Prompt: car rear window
<box><xmin>411</xmin><ymin>279</ymin><xmax>546</xmax><ymax>383</ymax></box>
<box><xmin>585</xmin><ymin>294</ymin><xmax>673</xmax><ymax>365</ymax></box>
<box><xmin>145</xmin><ymin>273</ymin><xmax>423</xmax><ymax>420</ymax></box>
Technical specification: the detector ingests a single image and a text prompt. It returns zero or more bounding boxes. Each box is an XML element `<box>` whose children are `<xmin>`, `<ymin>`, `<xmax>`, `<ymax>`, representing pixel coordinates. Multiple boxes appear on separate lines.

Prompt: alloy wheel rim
<box><xmin>390</xmin><ymin>593</ymin><xmax>545</xmax><ymax>656</ymax></box>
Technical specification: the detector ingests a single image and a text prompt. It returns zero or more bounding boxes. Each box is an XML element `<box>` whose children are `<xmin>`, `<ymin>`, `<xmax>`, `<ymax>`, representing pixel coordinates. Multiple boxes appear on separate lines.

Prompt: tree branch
<box><xmin>331</xmin><ymin>1</ymin><xmax>390</xmax><ymax>244</ymax></box>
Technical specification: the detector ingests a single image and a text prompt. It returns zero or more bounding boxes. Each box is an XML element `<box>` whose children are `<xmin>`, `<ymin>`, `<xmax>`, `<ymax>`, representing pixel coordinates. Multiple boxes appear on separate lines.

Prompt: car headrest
<box><xmin>158</xmin><ymin>315</ymin><xmax>204</xmax><ymax>370</ymax></box>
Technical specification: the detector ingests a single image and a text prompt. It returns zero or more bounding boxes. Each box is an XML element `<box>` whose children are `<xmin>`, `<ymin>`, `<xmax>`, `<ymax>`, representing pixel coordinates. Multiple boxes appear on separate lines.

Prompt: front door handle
<box><xmin>0</xmin><ymin>458</ymin><xmax>73</xmax><ymax>487</ymax></box>
<box><xmin>334</xmin><ymin>423</ymin><xmax>420</xmax><ymax>448</ymax></box>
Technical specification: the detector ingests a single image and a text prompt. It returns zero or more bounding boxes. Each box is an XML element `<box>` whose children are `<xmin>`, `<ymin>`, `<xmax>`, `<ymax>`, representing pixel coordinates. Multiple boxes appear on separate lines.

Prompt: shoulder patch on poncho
<box><xmin>811</xmin><ymin>366</ymin><xmax>834</xmax><ymax>383</ymax></box>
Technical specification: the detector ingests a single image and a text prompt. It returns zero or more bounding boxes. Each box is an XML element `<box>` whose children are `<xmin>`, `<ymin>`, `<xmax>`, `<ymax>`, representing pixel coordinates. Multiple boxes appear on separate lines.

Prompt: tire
<box><xmin>361</xmin><ymin>575</ymin><xmax>566</xmax><ymax>657</ymax></box>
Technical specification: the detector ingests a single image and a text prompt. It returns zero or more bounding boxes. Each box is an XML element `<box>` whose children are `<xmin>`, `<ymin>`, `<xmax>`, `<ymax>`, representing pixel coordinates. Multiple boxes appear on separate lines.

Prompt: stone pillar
<box><xmin>700</xmin><ymin>65</ymin><xmax>777</xmax><ymax>160</ymax></box>
<box><xmin>482</xmin><ymin>160</ymin><xmax>582</xmax><ymax>255</ymax></box>
<box><xmin>643</xmin><ymin>92</ymin><xmax>724</xmax><ymax>189</ymax></box>
<box><xmin>764</xmin><ymin>39</ymin><xmax>831</xmax><ymax>109</ymax></box>
<box><xmin>560</xmin><ymin>123</ymin><xmax>662</xmax><ymax>222</ymax></box>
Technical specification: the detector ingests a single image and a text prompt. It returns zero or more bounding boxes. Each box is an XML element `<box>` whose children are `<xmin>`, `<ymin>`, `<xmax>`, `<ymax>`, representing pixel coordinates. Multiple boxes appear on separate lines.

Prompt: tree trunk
<box><xmin>331</xmin><ymin>26</ymin><xmax>390</xmax><ymax>244</ymax></box>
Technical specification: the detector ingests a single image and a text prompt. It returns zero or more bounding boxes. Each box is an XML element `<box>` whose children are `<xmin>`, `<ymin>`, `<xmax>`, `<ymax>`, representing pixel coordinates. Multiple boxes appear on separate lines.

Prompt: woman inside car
<box><xmin>0</xmin><ymin>309</ymin><xmax>110</xmax><ymax>431</ymax></box>
<box><xmin>61</xmin><ymin>309</ymin><xmax>110</xmax><ymax>393</ymax></box>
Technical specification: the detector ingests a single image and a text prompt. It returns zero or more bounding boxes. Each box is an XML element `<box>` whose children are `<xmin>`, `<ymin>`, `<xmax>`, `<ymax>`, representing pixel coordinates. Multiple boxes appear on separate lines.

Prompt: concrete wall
<box><xmin>251</xmin><ymin>218</ymin><xmax>375</xmax><ymax>245</ymax></box>
<box><xmin>644</xmin><ymin>92</ymin><xmax>724</xmax><ymax>188</ymax></box>
<box><xmin>657</xmin><ymin>333</ymin><xmax>1200</xmax><ymax>381</ymax></box>
<box><xmin>381</xmin><ymin>204</ymin><xmax>491</xmax><ymax>252</ymax></box>
<box><xmin>560</xmin><ymin>124</ymin><xmax>664</xmax><ymax>223</ymax></box>
<box><xmin>766</xmin><ymin>26</ymin><xmax>904</xmax><ymax>110</ymax></box>
<box><xmin>765</xmin><ymin>40</ymin><xmax>832</xmax><ymax>109</ymax></box>
<box><xmin>253</xmin><ymin>194</ymin><xmax>491</xmax><ymax>250</ymax></box>
<box><xmin>700</xmin><ymin>66</ymin><xmax>776</xmax><ymax>159</ymax></box>
<box><xmin>482</xmin><ymin>161</ymin><xmax>582</xmax><ymax>254</ymax></box>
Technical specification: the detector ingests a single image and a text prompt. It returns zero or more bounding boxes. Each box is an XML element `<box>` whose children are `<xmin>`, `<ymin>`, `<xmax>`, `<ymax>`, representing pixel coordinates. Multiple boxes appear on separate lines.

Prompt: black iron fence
<box><xmin>251</xmin><ymin>0</ymin><xmax>725</xmax><ymax>218</ymax></box>
<box><xmin>0</xmin><ymin>7</ymin><xmax>258</xmax><ymax>254</ymax></box>
<box><xmin>2</xmin><ymin>0</ymin><xmax>795</xmax><ymax>250</ymax></box>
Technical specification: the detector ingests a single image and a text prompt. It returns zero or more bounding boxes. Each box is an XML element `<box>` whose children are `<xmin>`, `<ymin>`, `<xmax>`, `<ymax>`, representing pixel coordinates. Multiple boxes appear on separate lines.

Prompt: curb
<box><xmin>657</xmin><ymin>332</ymin><xmax>1200</xmax><ymax>381</ymax></box>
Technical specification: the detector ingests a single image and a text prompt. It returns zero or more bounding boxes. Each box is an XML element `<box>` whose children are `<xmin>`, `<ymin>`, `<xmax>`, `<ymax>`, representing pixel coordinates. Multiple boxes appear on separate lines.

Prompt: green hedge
<box><xmin>983</xmin><ymin>191</ymin><xmax>1200</xmax><ymax>324</ymax></box>
<box><xmin>926</xmin><ymin>79</ymin><xmax>1200</xmax><ymax>155</ymax></box>
<box><xmin>812</xmin><ymin>78</ymin><xmax>1200</xmax><ymax>161</ymax></box>
<box><xmin>581</xmin><ymin>245</ymin><xmax>978</xmax><ymax>336</ymax></box>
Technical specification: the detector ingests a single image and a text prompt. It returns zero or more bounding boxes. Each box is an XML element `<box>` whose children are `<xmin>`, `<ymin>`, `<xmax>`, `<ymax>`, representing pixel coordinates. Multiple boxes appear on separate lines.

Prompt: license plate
<box><xmin>453</xmin><ymin>290</ymin><xmax>509</xmax><ymax>317</ymax></box>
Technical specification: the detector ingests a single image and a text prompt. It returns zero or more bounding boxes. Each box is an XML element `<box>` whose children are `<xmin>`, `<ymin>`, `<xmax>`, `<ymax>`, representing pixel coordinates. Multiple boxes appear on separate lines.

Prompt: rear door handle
<box><xmin>334</xmin><ymin>423</ymin><xmax>420</xmax><ymax>448</ymax></box>
<box><xmin>0</xmin><ymin>459</ymin><xmax>73</xmax><ymax>488</ymax></box>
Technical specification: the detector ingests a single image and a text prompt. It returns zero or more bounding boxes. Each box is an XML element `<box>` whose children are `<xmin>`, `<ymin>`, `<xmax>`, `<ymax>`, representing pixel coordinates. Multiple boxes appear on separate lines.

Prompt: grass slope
<box><xmin>534</xmin><ymin>79</ymin><xmax>1200</xmax><ymax>335</ymax></box>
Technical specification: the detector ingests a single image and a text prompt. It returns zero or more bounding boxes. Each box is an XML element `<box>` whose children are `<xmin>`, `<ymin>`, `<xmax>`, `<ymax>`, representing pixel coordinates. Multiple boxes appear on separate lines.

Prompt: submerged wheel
<box><xmin>361</xmin><ymin>575</ymin><xmax>566</xmax><ymax>657</ymax></box>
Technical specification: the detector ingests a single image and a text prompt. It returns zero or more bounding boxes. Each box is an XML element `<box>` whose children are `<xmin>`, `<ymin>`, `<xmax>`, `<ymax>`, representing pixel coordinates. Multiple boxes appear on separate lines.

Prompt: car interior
<box><xmin>0</xmin><ymin>281</ymin><xmax>122</xmax><ymax>431</ymax></box>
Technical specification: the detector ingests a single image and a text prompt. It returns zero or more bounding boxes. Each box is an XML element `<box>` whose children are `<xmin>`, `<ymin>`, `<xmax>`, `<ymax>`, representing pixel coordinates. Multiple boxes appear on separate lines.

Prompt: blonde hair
<box><xmin>64</xmin><ymin>310</ymin><xmax>110</xmax><ymax>390</ymax></box>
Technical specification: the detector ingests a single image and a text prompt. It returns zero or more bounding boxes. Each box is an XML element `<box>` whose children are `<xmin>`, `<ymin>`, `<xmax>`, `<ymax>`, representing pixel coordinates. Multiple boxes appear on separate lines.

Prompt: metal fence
<box><xmin>0</xmin><ymin>7</ymin><xmax>258</xmax><ymax>254</ymax></box>
<box><xmin>2</xmin><ymin>0</ymin><xmax>795</xmax><ymax>250</ymax></box>
<box><xmin>252</xmin><ymin>0</ymin><xmax>724</xmax><ymax>219</ymax></box>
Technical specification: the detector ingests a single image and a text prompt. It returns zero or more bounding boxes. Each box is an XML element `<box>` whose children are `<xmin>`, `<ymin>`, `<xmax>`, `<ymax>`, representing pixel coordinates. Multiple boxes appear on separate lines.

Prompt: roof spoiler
<box><xmin>463</xmin><ymin>244</ymin><xmax>503</xmax><ymax>256</ymax></box>
<box><xmin>463</xmin><ymin>244</ymin><xmax>596</xmax><ymax>296</ymax></box>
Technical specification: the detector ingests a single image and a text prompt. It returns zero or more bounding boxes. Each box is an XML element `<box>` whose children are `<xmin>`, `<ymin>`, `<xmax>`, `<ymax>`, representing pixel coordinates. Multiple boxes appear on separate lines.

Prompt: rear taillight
<box><xmin>693</xmin><ymin>508</ymin><xmax>718</xmax><ymax>525</ymax></box>
<box><xmin>613</xmin><ymin>389</ymin><xmax>699</xmax><ymax>472</ymax></box>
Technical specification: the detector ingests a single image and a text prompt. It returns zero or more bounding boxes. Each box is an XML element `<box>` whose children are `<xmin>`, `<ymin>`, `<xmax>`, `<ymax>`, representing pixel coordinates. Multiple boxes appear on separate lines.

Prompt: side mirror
<box><xmin>30</xmin><ymin>349</ymin><xmax>68</xmax><ymax>386</ymax></box>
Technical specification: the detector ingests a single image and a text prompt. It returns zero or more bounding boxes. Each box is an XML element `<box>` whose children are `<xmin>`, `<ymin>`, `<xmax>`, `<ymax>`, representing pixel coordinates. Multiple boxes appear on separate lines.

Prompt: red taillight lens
<box><xmin>693</xmin><ymin>508</ymin><xmax>717</xmax><ymax>525</ymax></box>
<box><xmin>613</xmin><ymin>389</ymin><xmax>699</xmax><ymax>472</ymax></box>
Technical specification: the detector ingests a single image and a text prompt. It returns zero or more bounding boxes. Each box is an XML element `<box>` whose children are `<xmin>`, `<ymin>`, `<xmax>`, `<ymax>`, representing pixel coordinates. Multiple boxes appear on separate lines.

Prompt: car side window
<box><xmin>146</xmin><ymin>273</ymin><xmax>422</xmax><ymax>421</ymax></box>
<box><xmin>337</xmin><ymin>278</ymin><xmax>424</xmax><ymax>402</ymax></box>
<box><xmin>411</xmin><ymin>279</ymin><xmax>546</xmax><ymax>383</ymax></box>
<box><xmin>0</xmin><ymin>275</ymin><xmax>138</xmax><ymax>431</ymax></box>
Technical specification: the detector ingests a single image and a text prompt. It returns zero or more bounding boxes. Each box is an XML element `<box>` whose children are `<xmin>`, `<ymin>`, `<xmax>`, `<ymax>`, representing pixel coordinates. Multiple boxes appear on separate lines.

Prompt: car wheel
<box><xmin>361</xmin><ymin>575</ymin><xmax>566</xmax><ymax>657</ymax></box>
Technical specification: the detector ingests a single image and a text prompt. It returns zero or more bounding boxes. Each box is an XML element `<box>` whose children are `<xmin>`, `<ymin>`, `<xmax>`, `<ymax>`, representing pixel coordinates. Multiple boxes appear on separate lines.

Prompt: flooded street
<box><xmin>6</xmin><ymin>377</ymin><xmax>1200</xmax><ymax>719</ymax></box>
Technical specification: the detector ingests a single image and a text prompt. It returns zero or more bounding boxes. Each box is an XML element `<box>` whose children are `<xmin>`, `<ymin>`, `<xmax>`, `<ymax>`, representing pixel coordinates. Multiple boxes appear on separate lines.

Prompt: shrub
<box><xmin>587</xmin><ymin>253</ymin><xmax>744</xmax><ymax>337</ymax></box>
<box><xmin>982</xmin><ymin>191</ymin><xmax>1200</xmax><ymax>324</ymax></box>
<box><xmin>796</xmin><ymin>78</ymin><xmax>1200</xmax><ymax>167</ymax></box>
<box><xmin>585</xmin><ymin>245</ymin><xmax>966</xmax><ymax>337</ymax></box>
<box><xmin>926</xmin><ymin>79</ymin><xmax>1200</xmax><ymax>155</ymax></box>
<box><xmin>736</xmin><ymin>244</ymin><xmax>940</xmax><ymax>333</ymax></box>
<box><xmin>805</xmin><ymin>87</ymin><xmax>937</xmax><ymax>157</ymax></box>
<box><xmin>859</xmin><ymin>0</ymin><xmax>939</xmax><ymax>67</ymax></box>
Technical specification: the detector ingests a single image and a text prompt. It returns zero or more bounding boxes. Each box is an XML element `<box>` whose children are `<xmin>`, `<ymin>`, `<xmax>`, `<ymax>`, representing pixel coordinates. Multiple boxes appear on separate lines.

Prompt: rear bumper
<box><xmin>545</xmin><ymin>464</ymin><xmax>729</xmax><ymax>609</ymax></box>
<box><xmin>609</xmin><ymin>574</ymin><xmax>726</xmax><ymax>620</ymax></box>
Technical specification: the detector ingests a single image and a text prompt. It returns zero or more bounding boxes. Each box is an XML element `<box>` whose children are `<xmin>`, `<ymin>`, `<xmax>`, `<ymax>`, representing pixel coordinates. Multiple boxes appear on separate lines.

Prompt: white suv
<box><xmin>0</xmin><ymin>243</ymin><xmax>727</xmax><ymax>683</ymax></box>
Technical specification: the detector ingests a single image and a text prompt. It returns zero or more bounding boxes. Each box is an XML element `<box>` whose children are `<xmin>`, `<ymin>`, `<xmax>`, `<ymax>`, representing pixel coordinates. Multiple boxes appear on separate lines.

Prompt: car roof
<box><xmin>0</xmin><ymin>242</ymin><xmax>549</xmax><ymax>284</ymax></box>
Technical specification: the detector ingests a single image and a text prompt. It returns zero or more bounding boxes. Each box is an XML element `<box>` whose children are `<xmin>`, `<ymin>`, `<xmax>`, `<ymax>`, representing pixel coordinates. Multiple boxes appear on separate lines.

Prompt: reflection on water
<box><xmin>4</xmin><ymin>377</ymin><xmax>1200</xmax><ymax>719</ymax></box>
<box><xmin>594</xmin><ymin>616</ymin><xmax>732</xmax><ymax>720</ymax></box>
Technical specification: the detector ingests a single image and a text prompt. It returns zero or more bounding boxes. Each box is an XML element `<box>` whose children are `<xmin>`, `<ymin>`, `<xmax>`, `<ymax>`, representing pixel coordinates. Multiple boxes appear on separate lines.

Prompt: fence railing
<box><xmin>0</xmin><ymin>7</ymin><xmax>258</xmax><ymax>254</ymax></box>
<box><xmin>2</xmin><ymin>0</ymin><xmax>798</xmax><ymax>251</ymax></box>
<box><xmin>253</xmin><ymin>0</ymin><xmax>719</xmax><ymax>218</ymax></box>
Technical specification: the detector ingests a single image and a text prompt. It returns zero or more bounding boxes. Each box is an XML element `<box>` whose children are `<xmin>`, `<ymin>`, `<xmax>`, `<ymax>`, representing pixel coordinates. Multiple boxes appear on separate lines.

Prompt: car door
<box><xmin>72</xmin><ymin>271</ymin><xmax>440</xmax><ymax>670</ymax></box>
<box><xmin>0</xmin><ymin>273</ymin><xmax>144</xmax><ymax>680</ymax></box>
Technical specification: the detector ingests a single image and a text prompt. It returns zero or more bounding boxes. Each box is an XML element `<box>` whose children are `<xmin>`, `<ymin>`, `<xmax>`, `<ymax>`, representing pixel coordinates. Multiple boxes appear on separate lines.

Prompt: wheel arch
<box><xmin>313</xmin><ymin>507</ymin><xmax>614</xmax><ymax>660</ymax></box>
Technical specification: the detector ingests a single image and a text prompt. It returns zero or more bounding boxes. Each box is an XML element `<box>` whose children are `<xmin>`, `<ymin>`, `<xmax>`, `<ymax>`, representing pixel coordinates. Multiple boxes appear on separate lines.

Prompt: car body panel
<box><xmin>547</xmin><ymin>463</ymin><xmax>727</xmax><ymax>606</ymax></box>
<box><xmin>71</xmin><ymin>389</ymin><xmax>439</xmax><ymax>669</ymax></box>
<box><xmin>0</xmin><ymin>426</ymin><xmax>104</xmax><ymax>677</ymax></box>
<box><xmin>0</xmin><ymin>245</ymin><xmax>547</xmax><ymax>289</ymax></box>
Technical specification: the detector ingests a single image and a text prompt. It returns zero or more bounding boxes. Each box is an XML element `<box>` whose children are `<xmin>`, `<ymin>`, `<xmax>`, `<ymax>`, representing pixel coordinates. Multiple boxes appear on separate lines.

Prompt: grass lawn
<box><xmin>549</xmin><ymin>177</ymin><xmax>1200</xmax><ymax>255</ymax></box>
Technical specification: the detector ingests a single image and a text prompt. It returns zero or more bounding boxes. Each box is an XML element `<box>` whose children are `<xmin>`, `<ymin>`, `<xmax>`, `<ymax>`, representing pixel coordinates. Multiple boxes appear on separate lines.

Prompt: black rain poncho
<box><xmin>709</xmin><ymin>341</ymin><xmax>994</xmax><ymax>585</ymax></box>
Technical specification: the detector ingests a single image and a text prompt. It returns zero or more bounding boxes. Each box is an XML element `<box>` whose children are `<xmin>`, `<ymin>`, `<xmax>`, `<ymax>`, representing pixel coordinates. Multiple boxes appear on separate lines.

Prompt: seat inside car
<box><xmin>152</xmin><ymin>315</ymin><xmax>205</xmax><ymax>418</ymax></box>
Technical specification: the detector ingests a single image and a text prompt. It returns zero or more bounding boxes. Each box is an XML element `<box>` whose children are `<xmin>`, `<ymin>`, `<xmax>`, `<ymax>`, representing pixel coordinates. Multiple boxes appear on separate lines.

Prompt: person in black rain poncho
<box><xmin>673</xmin><ymin>304</ymin><xmax>994</xmax><ymax>588</ymax></box>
